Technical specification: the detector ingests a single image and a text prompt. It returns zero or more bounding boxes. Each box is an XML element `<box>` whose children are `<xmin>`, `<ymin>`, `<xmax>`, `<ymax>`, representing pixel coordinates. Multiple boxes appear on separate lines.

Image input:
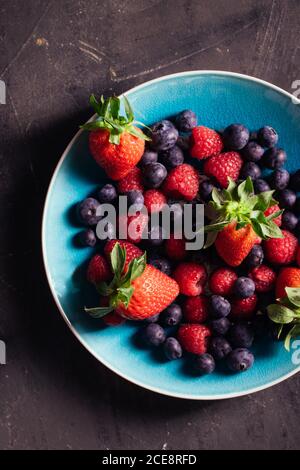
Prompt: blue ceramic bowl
<box><xmin>42</xmin><ymin>71</ymin><xmax>300</xmax><ymax>399</ymax></box>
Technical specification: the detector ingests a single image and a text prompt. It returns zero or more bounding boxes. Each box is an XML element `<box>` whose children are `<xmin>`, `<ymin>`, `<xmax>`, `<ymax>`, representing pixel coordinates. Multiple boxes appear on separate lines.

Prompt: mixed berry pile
<box><xmin>74</xmin><ymin>95</ymin><xmax>300</xmax><ymax>375</ymax></box>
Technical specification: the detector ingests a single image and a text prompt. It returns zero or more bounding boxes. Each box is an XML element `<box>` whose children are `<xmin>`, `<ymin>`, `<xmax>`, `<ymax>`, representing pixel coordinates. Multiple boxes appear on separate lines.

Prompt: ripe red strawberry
<box><xmin>249</xmin><ymin>265</ymin><xmax>276</xmax><ymax>293</ymax></box>
<box><xmin>190</xmin><ymin>126</ymin><xmax>223</xmax><ymax>160</ymax></box>
<box><xmin>162</xmin><ymin>164</ymin><xmax>199</xmax><ymax>201</ymax></box>
<box><xmin>87</xmin><ymin>254</ymin><xmax>112</xmax><ymax>285</ymax></box>
<box><xmin>117</xmin><ymin>167</ymin><xmax>144</xmax><ymax>194</ymax></box>
<box><xmin>173</xmin><ymin>262</ymin><xmax>207</xmax><ymax>296</ymax></box>
<box><xmin>203</xmin><ymin>151</ymin><xmax>242</xmax><ymax>188</ymax></box>
<box><xmin>84</xmin><ymin>95</ymin><xmax>149</xmax><ymax>180</ymax></box>
<box><xmin>263</xmin><ymin>230</ymin><xmax>297</xmax><ymax>265</ymax></box>
<box><xmin>118</xmin><ymin>212</ymin><xmax>148</xmax><ymax>243</ymax></box>
<box><xmin>215</xmin><ymin>222</ymin><xmax>258</xmax><ymax>267</ymax></box>
<box><xmin>143</xmin><ymin>189</ymin><xmax>166</xmax><ymax>213</ymax></box>
<box><xmin>104</xmin><ymin>239</ymin><xmax>143</xmax><ymax>272</ymax></box>
<box><xmin>230</xmin><ymin>294</ymin><xmax>258</xmax><ymax>320</ymax></box>
<box><xmin>275</xmin><ymin>267</ymin><xmax>300</xmax><ymax>298</ymax></box>
<box><xmin>165</xmin><ymin>235</ymin><xmax>186</xmax><ymax>261</ymax></box>
<box><xmin>177</xmin><ymin>324</ymin><xmax>211</xmax><ymax>354</ymax></box>
<box><xmin>209</xmin><ymin>268</ymin><xmax>238</xmax><ymax>296</ymax></box>
<box><xmin>264</xmin><ymin>204</ymin><xmax>282</xmax><ymax>226</ymax></box>
<box><xmin>183</xmin><ymin>296</ymin><xmax>209</xmax><ymax>323</ymax></box>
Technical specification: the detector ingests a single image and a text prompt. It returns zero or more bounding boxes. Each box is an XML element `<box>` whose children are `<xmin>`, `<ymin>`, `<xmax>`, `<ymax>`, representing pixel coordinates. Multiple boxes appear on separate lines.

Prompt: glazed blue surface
<box><xmin>43</xmin><ymin>72</ymin><xmax>300</xmax><ymax>399</ymax></box>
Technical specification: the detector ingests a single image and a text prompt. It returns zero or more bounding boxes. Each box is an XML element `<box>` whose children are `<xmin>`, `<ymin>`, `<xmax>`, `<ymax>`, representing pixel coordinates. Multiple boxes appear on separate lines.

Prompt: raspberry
<box><xmin>249</xmin><ymin>265</ymin><xmax>276</xmax><ymax>293</ymax></box>
<box><xmin>143</xmin><ymin>189</ymin><xmax>166</xmax><ymax>213</ymax></box>
<box><xmin>264</xmin><ymin>204</ymin><xmax>282</xmax><ymax>226</ymax></box>
<box><xmin>203</xmin><ymin>151</ymin><xmax>243</xmax><ymax>188</ymax></box>
<box><xmin>165</xmin><ymin>235</ymin><xmax>186</xmax><ymax>261</ymax></box>
<box><xmin>87</xmin><ymin>254</ymin><xmax>112</xmax><ymax>285</ymax></box>
<box><xmin>209</xmin><ymin>268</ymin><xmax>238</xmax><ymax>296</ymax></box>
<box><xmin>104</xmin><ymin>240</ymin><xmax>143</xmax><ymax>271</ymax></box>
<box><xmin>177</xmin><ymin>324</ymin><xmax>211</xmax><ymax>355</ymax></box>
<box><xmin>183</xmin><ymin>296</ymin><xmax>209</xmax><ymax>323</ymax></box>
<box><xmin>162</xmin><ymin>164</ymin><xmax>199</xmax><ymax>201</ymax></box>
<box><xmin>190</xmin><ymin>126</ymin><xmax>223</xmax><ymax>160</ymax></box>
<box><xmin>230</xmin><ymin>294</ymin><xmax>258</xmax><ymax>320</ymax></box>
<box><xmin>263</xmin><ymin>230</ymin><xmax>297</xmax><ymax>265</ymax></box>
<box><xmin>117</xmin><ymin>167</ymin><xmax>144</xmax><ymax>193</ymax></box>
<box><xmin>173</xmin><ymin>262</ymin><xmax>207</xmax><ymax>296</ymax></box>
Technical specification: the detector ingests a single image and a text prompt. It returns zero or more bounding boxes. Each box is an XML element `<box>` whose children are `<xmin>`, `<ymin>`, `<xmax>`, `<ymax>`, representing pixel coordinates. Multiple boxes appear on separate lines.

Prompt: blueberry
<box><xmin>176</xmin><ymin>135</ymin><xmax>190</xmax><ymax>151</ymax></box>
<box><xmin>79</xmin><ymin>229</ymin><xmax>97</xmax><ymax>247</ymax></box>
<box><xmin>277</xmin><ymin>189</ymin><xmax>296</xmax><ymax>209</ymax></box>
<box><xmin>209</xmin><ymin>336</ymin><xmax>232</xmax><ymax>360</ymax></box>
<box><xmin>147</xmin><ymin>225</ymin><xmax>165</xmax><ymax>246</ymax></box>
<box><xmin>240</xmin><ymin>162</ymin><xmax>261</xmax><ymax>180</ymax></box>
<box><xmin>164</xmin><ymin>337</ymin><xmax>183</xmax><ymax>360</ymax></box>
<box><xmin>160</xmin><ymin>303</ymin><xmax>182</xmax><ymax>326</ymax></box>
<box><xmin>226</xmin><ymin>348</ymin><xmax>254</xmax><ymax>372</ymax></box>
<box><xmin>77</xmin><ymin>198</ymin><xmax>102</xmax><ymax>226</ymax></box>
<box><xmin>97</xmin><ymin>184</ymin><xmax>117</xmax><ymax>203</ymax></box>
<box><xmin>143</xmin><ymin>323</ymin><xmax>166</xmax><ymax>346</ymax></box>
<box><xmin>234</xmin><ymin>277</ymin><xmax>255</xmax><ymax>298</ymax></box>
<box><xmin>175</xmin><ymin>110</ymin><xmax>197</xmax><ymax>132</ymax></box>
<box><xmin>290</xmin><ymin>169</ymin><xmax>300</xmax><ymax>192</ymax></box>
<box><xmin>199</xmin><ymin>180</ymin><xmax>214</xmax><ymax>201</ymax></box>
<box><xmin>140</xmin><ymin>149</ymin><xmax>158</xmax><ymax>167</ymax></box>
<box><xmin>127</xmin><ymin>190</ymin><xmax>144</xmax><ymax>210</ymax></box>
<box><xmin>210</xmin><ymin>295</ymin><xmax>231</xmax><ymax>319</ymax></box>
<box><xmin>281</xmin><ymin>211</ymin><xmax>298</xmax><ymax>231</ymax></box>
<box><xmin>241</xmin><ymin>141</ymin><xmax>264</xmax><ymax>162</ymax></box>
<box><xmin>269</xmin><ymin>169</ymin><xmax>290</xmax><ymax>190</ymax></box>
<box><xmin>254</xmin><ymin>179</ymin><xmax>271</xmax><ymax>193</ymax></box>
<box><xmin>263</xmin><ymin>148</ymin><xmax>286</xmax><ymax>169</ymax></box>
<box><xmin>142</xmin><ymin>162</ymin><xmax>167</xmax><ymax>188</ymax></box>
<box><xmin>145</xmin><ymin>313</ymin><xmax>160</xmax><ymax>323</ymax></box>
<box><xmin>228</xmin><ymin>323</ymin><xmax>254</xmax><ymax>348</ymax></box>
<box><xmin>151</xmin><ymin>120</ymin><xmax>178</xmax><ymax>151</ymax></box>
<box><xmin>222</xmin><ymin>124</ymin><xmax>250</xmax><ymax>150</ymax></box>
<box><xmin>210</xmin><ymin>317</ymin><xmax>231</xmax><ymax>336</ymax></box>
<box><xmin>245</xmin><ymin>244</ymin><xmax>264</xmax><ymax>267</ymax></box>
<box><xmin>148</xmin><ymin>255</ymin><xmax>172</xmax><ymax>276</ymax></box>
<box><xmin>257</xmin><ymin>126</ymin><xmax>278</xmax><ymax>148</ymax></box>
<box><xmin>195</xmin><ymin>353</ymin><xmax>215</xmax><ymax>374</ymax></box>
<box><xmin>160</xmin><ymin>145</ymin><xmax>184</xmax><ymax>169</ymax></box>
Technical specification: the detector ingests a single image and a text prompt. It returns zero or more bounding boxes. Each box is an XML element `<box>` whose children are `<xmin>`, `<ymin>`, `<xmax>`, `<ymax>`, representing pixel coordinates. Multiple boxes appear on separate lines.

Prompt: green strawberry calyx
<box><xmin>81</xmin><ymin>95</ymin><xmax>151</xmax><ymax>145</ymax></box>
<box><xmin>267</xmin><ymin>287</ymin><xmax>300</xmax><ymax>350</ymax></box>
<box><xmin>85</xmin><ymin>242</ymin><xmax>146</xmax><ymax>319</ymax></box>
<box><xmin>204</xmin><ymin>177</ymin><xmax>283</xmax><ymax>248</ymax></box>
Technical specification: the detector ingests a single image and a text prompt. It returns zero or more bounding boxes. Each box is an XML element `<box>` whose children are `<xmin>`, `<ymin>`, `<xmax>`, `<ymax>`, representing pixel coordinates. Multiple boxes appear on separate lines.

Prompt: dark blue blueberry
<box><xmin>143</xmin><ymin>323</ymin><xmax>166</xmax><ymax>346</ymax></box>
<box><xmin>160</xmin><ymin>145</ymin><xmax>184</xmax><ymax>169</ymax></box>
<box><xmin>175</xmin><ymin>109</ymin><xmax>197</xmax><ymax>132</ymax></box>
<box><xmin>269</xmin><ymin>169</ymin><xmax>290</xmax><ymax>190</ymax></box>
<box><xmin>234</xmin><ymin>277</ymin><xmax>256</xmax><ymax>298</ymax></box>
<box><xmin>148</xmin><ymin>255</ymin><xmax>172</xmax><ymax>276</ymax></box>
<box><xmin>127</xmin><ymin>190</ymin><xmax>144</xmax><ymax>210</ymax></box>
<box><xmin>228</xmin><ymin>323</ymin><xmax>254</xmax><ymax>348</ymax></box>
<box><xmin>210</xmin><ymin>317</ymin><xmax>231</xmax><ymax>336</ymax></box>
<box><xmin>209</xmin><ymin>336</ymin><xmax>232</xmax><ymax>360</ymax></box>
<box><xmin>241</xmin><ymin>141</ymin><xmax>264</xmax><ymax>162</ymax></box>
<box><xmin>263</xmin><ymin>148</ymin><xmax>286</xmax><ymax>169</ymax></box>
<box><xmin>140</xmin><ymin>149</ymin><xmax>158</xmax><ymax>167</ymax></box>
<box><xmin>254</xmin><ymin>178</ymin><xmax>271</xmax><ymax>193</ymax></box>
<box><xmin>222</xmin><ymin>124</ymin><xmax>250</xmax><ymax>150</ymax></box>
<box><xmin>226</xmin><ymin>348</ymin><xmax>254</xmax><ymax>372</ymax></box>
<box><xmin>145</xmin><ymin>313</ymin><xmax>160</xmax><ymax>323</ymax></box>
<box><xmin>240</xmin><ymin>162</ymin><xmax>261</xmax><ymax>180</ymax></box>
<box><xmin>147</xmin><ymin>225</ymin><xmax>165</xmax><ymax>246</ymax></box>
<box><xmin>160</xmin><ymin>303</ymin><xmax>182</xmax><ymax>326</ymax></box>
<box><xmin>245</xmin><ymin>244</ymin><xmax>264</xmax><ymax>268</ymax></box>
<box><xmin>199</xmin><ymin>180</ymin><xmax>214</xmax><ymax>201</ymax></box>
<box><xmin>257</xmin><ymin>126</ymin><xmax>278</xmax><ymax>148</ymax></box>
<box><xmin>277</xmin><ymin>189</ymin><xmax>296</xmax><ymax>209</ymax></box>
<box><xmin>79</xmin><ymin>229</ymin><xmax>97</xmax><ymax>247</ymax></box>
<box><xmin>195</xmin><ymin>353</ymin><xmax>215</xmax><ymax>374</ymax></box>
<box><xmin>176</xmin><ymin>135</ymin><xmax>190</xmax><ymax>151</ymax></box>
<box><xmin>142</xmin><ymin>162</ymin><xmax>167</xmax><ymax>188</ymax></box>
<box><xmin>164</xmin><ymin>337</ymin><xmax>183</xmax><ymax>360</ymax></box>
<box><xmin>151</xmin><ymin>120</ymin><xmax>178</xmax><ymax>151</ymax></box>
<box><xmin>290</xmin><ymin>169</ymin><xmax>300</xmax><ymax>192</ymax></box>
<box><xmin>281</xmin><ymin>211</ymin><xmax>298</xmax><ymax>231</ymax></box>
<box><xmin>97</xmin><ymin>184</ymin><xmax>117</xmax><ymax>203</ymax></box>
<box><xmin>77</xmin><ymin>197</ymin><xmax>102</xmax><ymax>226</ymax></box>
<box><xmin>210</xmin><ymin>295</ymin><xmax>231</xmax><ymax>319</ymax></box>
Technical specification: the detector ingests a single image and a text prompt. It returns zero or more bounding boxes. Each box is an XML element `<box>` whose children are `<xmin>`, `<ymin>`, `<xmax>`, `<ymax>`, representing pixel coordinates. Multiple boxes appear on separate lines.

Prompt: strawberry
<box><xmin>209</xmin><ymin>268</ymin><xmax>238</xmax><ymax>296</ymax></box>
<box><xmin>117</xmin><ymin>167</ymin><xmax>144</xmax><ymax>194</ymax></box>
<box><xmin>118</xmin><ymin>212</ymin><xmax>148</xmax><ymax>243</ymax></box>
<box><xmin>264</xmin><ymin>204</ymin><xmax>282</xmax><ymax>226</ymax></box>
<box><xmin>203</xmin><ymin>151</ymin><xmax>242</xmax><ymax>188</ymax></box>
<box><xmin>162</xmin><ymin>164</ymin><xmax>199</xmax><ymax>201</ymax></box>
<box><xmin>83</xmin><ymin>95</ymin><xmax>149</xmax><ymax>180</ymax></box>
<box><xmin>177</xmin><ymin>324</ymin><xmax>211</xmax><ymax>354</ymax></box>
<box><xmin>263</xmin><ymin>230</ymin><xmax>297</xmax><ymax>265</ymax></box>
<box><xmin>190</xmin><ymin>126</ymin><xmax>223</xmax><ymax>160</ymax></box>
<box><xmin>215</xmin><ymin>223</ymin><xmax>258</xmax><ymax>267</ymax></box>
<box><xmin>104</xmin><ymin>239</ymin><xmax>143</xmax><ymax>272</ymax></box>
<box><xmin>230</xmin><ymin>294</ymin><xmax>258</xmax><ymax>320</ymax></box>
<box><xmin>143</xmin><ymin>189</ymin><xmax>166</xmax><ymax>213</ymax></box>
<box><xmin>165</xmin><ymin>235</ymin><xmax>186</xmax><ymax>261</ymax></box>
<box><xmin>183</xmin><ymin>296</ymin><xmax>209</xmax><ymax>323</ymax></box>
<box><xmin>173</xmin><ymin>262</ymin><xmax>207</xmax><ymax>296</ymax></box>
<box><xmin>249</xmin><ymin>265</ymin><xmax>276</xmax><ymax>293</ymax></box>
<box><xmin>87</xmin><ymin>254</ymin><xmax>112</xmax><ymax>285</ymax></box>
<box><xmin>275</xmin><ymin>267</ymin><xmax>300</xmax><ymax>298</ymax></box>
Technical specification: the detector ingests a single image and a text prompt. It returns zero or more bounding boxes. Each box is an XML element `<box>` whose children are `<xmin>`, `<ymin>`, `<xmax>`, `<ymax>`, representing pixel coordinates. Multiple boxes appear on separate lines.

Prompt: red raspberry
<box><xmin>173</xmin><ymin>262</ymin><xmax>207</xmax><ymax>296</ymax></box>
<box><xmin>190</xmin><ymin>126</ymin><xmax>223</xmax><ymax>160</ymax></box>
<box><xmin>230</xmin><ymin>294</ymin><xmax>258</xmax><ymax>320</ymax></box>
<box><xmin>162</xmin><ymin>164</ymin><xmax>199</xmax><ymax>201</ymax></box>
<box><xmin>264</xmin><ymin>204</ymin><xmax>282</xmax><ymax>227</ymax></box>
<box><xmin>118</xmin><ymin>212</ymin><xmax>148</xmax><ymax>244</ymax></box>
<box><xmin>165</xmin><ymin>235</ymin><xmax>186</xmax><ymax>261</ymax></box>
<box><xmin>183</xmin><ymin>296</ymin><xmax>209</xmax><ymax>323</ymax></box>
<box><xmin>87</xmin><ymin>254</ymin><xmax>112</xmax><ymax>285</ymax></box>
<box><xmin>117</xmin><ymin>167</ymin><xmax>144</xmax><ymax>193</ymax></box>
<box><xmin>263</xmin><ymin>230</ymin><xmax>297</xmax><ymax>265</ymax></box>
<box><xmin>249</xmin><ymin>265</ymin><xmax>276</xmax><ymax>293</ymax></box>
<box><xmin>209</xmin><ymin>268</ymin><xmax>238</xmax><ymax>296</ymax></box>
<box><xmin>104</xmin><ymin>240</ymin><xmax>143</xmax><ymax>271</ymax></box>
<box><xmin>144</xmin><ymin>189</ymin><xmax>166</xmax><ymax>213</ymax></box>
<box><xmin>177</xmin><ymin>324</ymin><xmax>211</xmax><ymax>354</ymax></box>
<box><xmin>203</xmin><ymin>151</ymin><xmax>243</xmax><ymax>188</ymax></box>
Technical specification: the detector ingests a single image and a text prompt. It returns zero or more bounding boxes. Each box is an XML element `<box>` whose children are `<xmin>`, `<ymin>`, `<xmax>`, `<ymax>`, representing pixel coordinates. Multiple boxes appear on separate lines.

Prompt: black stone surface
<box><xmin>0</xmin><ymin>0</ymin><xmax>300</xmax><ymax>450</ymax></box>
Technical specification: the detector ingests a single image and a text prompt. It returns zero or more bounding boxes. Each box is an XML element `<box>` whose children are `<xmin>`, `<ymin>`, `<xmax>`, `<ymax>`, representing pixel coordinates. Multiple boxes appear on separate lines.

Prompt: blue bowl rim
<box><xmin>41</xmin><ymin>70</ymin><xmax>300</xmax><ymax>400</ymax></box>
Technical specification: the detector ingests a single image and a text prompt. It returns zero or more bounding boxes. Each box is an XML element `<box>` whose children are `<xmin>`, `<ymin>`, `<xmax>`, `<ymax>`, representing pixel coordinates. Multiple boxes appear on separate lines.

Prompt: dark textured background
<box><xmin>0</xmin><ymin>0</ymin><xmax>300</xmax><ymax>450</ymax></box>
